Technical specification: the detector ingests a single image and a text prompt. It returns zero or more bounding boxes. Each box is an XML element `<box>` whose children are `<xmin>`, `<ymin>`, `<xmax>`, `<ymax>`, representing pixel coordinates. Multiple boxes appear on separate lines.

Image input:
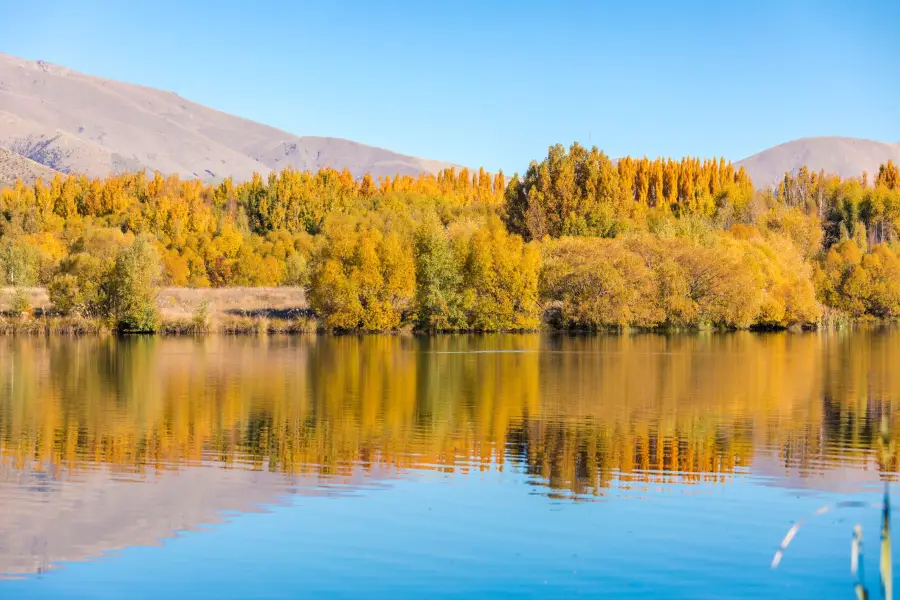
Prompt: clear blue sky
<box><xmin>1</xmin><ymin>0</ymin><xmax>897</xmax><ymax>175</ymax></box>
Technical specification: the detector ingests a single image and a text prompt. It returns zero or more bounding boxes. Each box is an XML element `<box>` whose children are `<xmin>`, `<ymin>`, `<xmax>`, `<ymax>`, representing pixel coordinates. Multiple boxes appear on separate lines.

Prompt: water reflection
<box><xmin>1</xmin><ymin>330</ymin><xmax>899</xmax><ymax>577</ymax></box>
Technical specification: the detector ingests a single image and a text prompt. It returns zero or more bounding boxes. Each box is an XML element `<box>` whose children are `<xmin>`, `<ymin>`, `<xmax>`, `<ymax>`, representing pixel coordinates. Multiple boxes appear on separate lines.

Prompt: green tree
<box><xmin>106</xmin><ymin>237</ymin><xmax>163</xmax><ymax>332</ymax></box>
<box><xmin>413</xmin><ymin>219</ymin><xmax>465</xmax><ymax>331</ymax></box>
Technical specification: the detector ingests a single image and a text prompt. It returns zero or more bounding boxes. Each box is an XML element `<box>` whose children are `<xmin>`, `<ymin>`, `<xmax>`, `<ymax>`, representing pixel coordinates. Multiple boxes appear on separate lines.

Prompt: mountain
<box><xmin>0</xmin><ymin>146</ymin><xmax>59</xmax><ymax>187</ymax></box>
<box><xmin>2</xmin><ymin>52</ymin><xmax>897</xmax><ymax>189</ymax></box>
<box><xmin>736</xmin><ymin>137</ymin><xmax>900</xmax><ymax>186</ymax></box>
<box><xmin>0</xmin><ymin>53</ymin><xmax>455</xmax><ymax>181</ymax></box>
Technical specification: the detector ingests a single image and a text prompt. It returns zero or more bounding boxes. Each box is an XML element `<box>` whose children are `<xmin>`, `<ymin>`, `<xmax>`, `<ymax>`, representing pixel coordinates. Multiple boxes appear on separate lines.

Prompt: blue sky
<box><xmin>1</xmin><ymin>0</ymin><xmax>897</xmax><ymax>174</ymax></box>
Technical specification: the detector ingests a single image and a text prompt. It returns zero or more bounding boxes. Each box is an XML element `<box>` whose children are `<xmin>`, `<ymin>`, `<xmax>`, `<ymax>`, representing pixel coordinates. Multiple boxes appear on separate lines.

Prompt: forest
<box><xmin>0</xmin><ymin>145</ymin><xmax>898</xmax><ymax>332</ymax></box>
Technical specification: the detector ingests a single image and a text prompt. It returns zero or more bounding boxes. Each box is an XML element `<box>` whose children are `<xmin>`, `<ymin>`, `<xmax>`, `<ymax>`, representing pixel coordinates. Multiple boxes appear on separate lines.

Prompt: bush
<box><xmin>816</xmin><ymin>240</ymin><xmax>900</xmax><ymax>319</ymax></box>
<box><xmin>192</xmin><ymin>299</ymin><xmax>212</xmax><ymax>332</ymax></box>
<box><xmin>0</xmin><ymin>239</ymin><xmax>41</xmax><ymax>286</ymax></box>
<box><xmin>282</xmin><ymin>252</ymin><xmax>309</xmax><ymax>286</ymax></box>
<box><xmin>413</xmin><ymin>219</ymin><xmax>466</xmax><ymax>332</ymax></box>
<box><xmin>9</xmin><ymin>287</ymin><xmax>32</xmax><ymax>318</ymax></box>
<box><xmin>47</xmin><ymin>273</ymin><xmax>81</xmax><ymax>315</ymax></box>
<box><xmin>541</xmin><ymin>237</ymin><xmax>660</xmax><ymax>329</ymax></box>
<box><xmin>540</xmin><ymin>232</ymin><xmax>820</xmax><ymax>330</ymax></box>
<box><xmin>47</xmin><ymin>227</ymin><xmax>133</xmax><ymax>317</ymax></box>
<box><xmin>456</xmin><ymin>217</ymin><xmax>541</xmax><ymax>331</ymax></box>
<box><xmin>307</xmin><ymin>217</ymin><xmax>415</xmax><ymax>331</ymax></box>
<box><xmin>106</xmin><ymin>237</ymin><xmax>163</xmax><ymax>332</ymax></box>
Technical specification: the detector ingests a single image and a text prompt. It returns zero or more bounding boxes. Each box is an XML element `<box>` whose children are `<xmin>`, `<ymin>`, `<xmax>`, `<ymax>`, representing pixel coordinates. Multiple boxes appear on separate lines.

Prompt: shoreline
<box><xmin>1</xmin><ymin>286</ymin><xmax>887</xmax><ymax>336</ymax></box>
<box><xmin>0</xmin><ymin>313</ymin><xmax>888</xmax><ymax>336</ymax></box>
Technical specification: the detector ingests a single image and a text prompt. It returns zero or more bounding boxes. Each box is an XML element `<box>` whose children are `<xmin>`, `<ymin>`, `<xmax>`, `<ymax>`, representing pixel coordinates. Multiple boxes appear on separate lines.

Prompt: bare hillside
<box><xmin>0</xmin><ymin>146</ymin><xmax>58</xmax><ymax>187</ymax></box>
<box><xmin>736</xmin><ymin>137</ymin><xmax>900</xmax><ymax>186</ymax></box>
<box><xmin>3</xmin><ymin>53</ymin><xmax>896</xmax><ymax>189</ymax></box>
<box><xmin>0</xmin><ymin>53</ymin><xmax>455</xmax><ymax>181</ymax></box>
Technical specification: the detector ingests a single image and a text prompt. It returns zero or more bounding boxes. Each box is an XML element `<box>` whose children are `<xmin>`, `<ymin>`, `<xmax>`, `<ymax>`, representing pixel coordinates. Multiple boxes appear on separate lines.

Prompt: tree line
<box><xmin>1</xmin><ymin>146</ymin><xmax>898</xmax><ymax>331</ymax></box>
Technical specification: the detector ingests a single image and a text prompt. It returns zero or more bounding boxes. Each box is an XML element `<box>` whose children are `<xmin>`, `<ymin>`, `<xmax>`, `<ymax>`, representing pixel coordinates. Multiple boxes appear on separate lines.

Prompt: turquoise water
<box><xmin>1</xmin><ymin>332</ymin><xmax>898</xmax><ymax>598</ymax></box>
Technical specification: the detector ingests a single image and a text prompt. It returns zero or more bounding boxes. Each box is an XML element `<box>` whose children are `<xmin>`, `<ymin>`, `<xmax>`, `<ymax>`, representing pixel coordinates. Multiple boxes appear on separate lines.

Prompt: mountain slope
<box><xmin>0</xmin><ymin>146</ymin><xmax>59</xmax><ymax>188</ymax></box>
<box><xmin>736</xmin><ymin>137</ymin><xmax>900</xmax><ymax>186</ymax></box>
<box><xmin>3</xmin><ymin>53</ymin><xmax>897</xmax><ymax>188</ymax></box>
<box><xmin>0</xmin><ymin>53</ymin><xmax>455</xmax><ymax>181</ymax></box>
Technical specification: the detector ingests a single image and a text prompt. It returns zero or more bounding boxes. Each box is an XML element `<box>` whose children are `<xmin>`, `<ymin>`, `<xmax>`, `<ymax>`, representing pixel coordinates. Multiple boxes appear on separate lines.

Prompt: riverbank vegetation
<box><xmin>1</xmin><ymin>147</ymin><xmax>898</xmax><ymax>332</ymax></box>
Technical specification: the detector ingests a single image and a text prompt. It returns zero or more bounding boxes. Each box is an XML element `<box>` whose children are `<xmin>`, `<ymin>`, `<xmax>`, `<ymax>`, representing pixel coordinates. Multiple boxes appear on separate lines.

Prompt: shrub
<box><xmin>9</xmin><ymin>287</ymin><xmax>32</xmax><ymax>318</ymax></box>
<box><xmin>307</xmin><ymin>217</ymin><xmax>415</xmax><ymax>331</ymax></box>
<box><xmin>541</xmin><ymin>237</ymin><xmax>660</xmax><ymax>329</ymax></box>
<box><xmin>47</xmin><ymin>273</ymin><xmax>81</xmax><ymax>315</ymax></box>
<box><xmin>192</xmin><ymin>298</ymin><xmax>212</xmax><ymax>332</ymax></box>
<box><xmin>413</xmin><ymin>219</ymin><xmax>466</xmax><ymax>332</ymax></box>
<box><xmin>106</xmin><ymin>237</ymin><xmax>163</xmax><ymax>332</ymax></box>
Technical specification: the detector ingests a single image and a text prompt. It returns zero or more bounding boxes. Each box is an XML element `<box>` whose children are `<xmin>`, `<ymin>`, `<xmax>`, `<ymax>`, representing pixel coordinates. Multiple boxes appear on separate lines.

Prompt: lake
<box><xmin>1</xmin><ymin>330</ymin><xmax>899</xmax><ymax>599</ymax></box>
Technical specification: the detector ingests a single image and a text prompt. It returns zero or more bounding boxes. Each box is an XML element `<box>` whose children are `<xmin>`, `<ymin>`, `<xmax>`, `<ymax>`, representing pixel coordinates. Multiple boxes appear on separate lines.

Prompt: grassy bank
<box><xmin>0</xmin><ymin>286</ymin><xmax>874</xmax><ymax>336</ymax></box>
<box><xmin>0</xmin><ymin>286</ymin><xmax>315</xmax><ymax>336</ymax></box>
<box><xmin>1</xmin><ymin>286</ymin><xmax>307</xmax><ymax>320</ymax></box>
<box><xmin>0</xmin><ymin>314</ymin><xmax>108</xmax><ymax>335</ymax></box>
<box><xmin>159</xmin><ymin>314</ymin><xmax>319</xmax><ymax>335</ymax></box>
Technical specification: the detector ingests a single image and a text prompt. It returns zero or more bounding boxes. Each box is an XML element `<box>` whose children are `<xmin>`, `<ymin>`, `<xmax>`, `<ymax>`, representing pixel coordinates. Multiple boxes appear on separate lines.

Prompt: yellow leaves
<box><xmin>230</xmin><ymin>245</ymin><xmax>284</xmax><ymax>287</ymax></box>
<box><xmin>814</xmin><ymin>239</ymin><xmax>900</xmax><ymax>319</ymax></box>
<box><xmin>734</xmin><ymin>234</ymin><xmax>821</xmax><ymax>327</ymax></box>
<box><xmin>315</xmin><ymin>259</ymin><xmax>365</xmax><ymax>330</ymax></box>
<box><xmin>836</xmin><ymin>239</ymin><xmax>864</xmax><ymax>265</ymax></box>
<box><xmin>214</xmin><ymin>222</ymin><xmax>244</xmax><ymax>259</ymax></box>
<box><xmin>179</xmin><ymin>247</ymin><xmax>210</xmax><ymax>288</ymax></box>
<box><xmin>512</xmin><ymin>145</ymin><xmax>750</xmax><ymax>241</ymax></box>
<box><xmin>541</xmin><ymin>232</ymin><xmax>820</xmax><ymax>330</ymax></box>
<box><xmin>162</xmin><ymin>250</ymin><xmax>190</xmax><ymax>287</ymax></box>
<box><xmin>876</xmin><ymin>160</ymin><xmax>899</xmax><ymax>190</ymax></box>
<box><xmin>307</xmin><ymin>214</ymin><xmax>539</xmax><ymax>332</ymax></box>
<box><xmin>307</xmin><ymin>217</ymin><xmax>415</xmax><ymax>331</ymax></box>
<box><xmin>380</xmin><ymin>232</ymin><xmax>416</xmax><ymax>307</ymax></box>
<box><xmin>3</xmin><ymin>143</ymin><xmax>899</xmax><ymax>332</ymax></box>
<box><xmin>729</xmin><ymin>223</ymin><xmax>761</xmax><ymax>240</ymax></box>
<box><xmin>541</xmin><ymin>237</ymin><xmax>659</xmax><ymax>329</ymax></box>
<box><xmin>23</xmin><ymin>232</ymin><xmax>66</xmax><ymax>262</ymax></box>
<box><xmin>460</xmin><ymin>218</ymin><xmax>541</xmax><ymax>331</ymax></box>
<box><xmin>762</xmin><ymin>208</ymin><xmax>824</xmax><ymax>260</ymax></box>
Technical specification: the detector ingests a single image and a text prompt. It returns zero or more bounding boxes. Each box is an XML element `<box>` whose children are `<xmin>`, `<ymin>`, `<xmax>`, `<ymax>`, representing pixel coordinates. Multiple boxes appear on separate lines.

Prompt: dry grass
<box><xmin>0</xmin><ymin>315</ymin><xmax>108</xmax><ymax>335</ymax></box>
<box><xmin>161</xmin><ymin>314</ymin><xmax>318</xmax><ymax>336</ymax></box>
<box><xmin>217</xmin><ymin>315</ymin><xmax>318</xmax><ymax>335</ymax></box>
<box><xmin>1</xmin><ymin>287</ymin><xmax>307</xmax><ymax>317</ymax></box>
<box><xmin>155</xmin><ymin>287</ymin><xmax>308</xmax><ymax>321</ymax></box>
<box><xmin>1</xmin><ymin>286</ymin><xmax>312</xmax><ymax>335</ymax></box>
<box><xmin>0</xmin><ymin>287</ymin><xmax>50</xmax><ymax>313</ymax></box>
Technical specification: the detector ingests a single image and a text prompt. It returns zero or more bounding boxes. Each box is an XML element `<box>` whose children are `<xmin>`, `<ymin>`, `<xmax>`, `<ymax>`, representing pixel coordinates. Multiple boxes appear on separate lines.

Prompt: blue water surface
<box><xmin>1</xmin><ymin>332</ymin><xmax>897</xmax><ymax>598</ymax></box>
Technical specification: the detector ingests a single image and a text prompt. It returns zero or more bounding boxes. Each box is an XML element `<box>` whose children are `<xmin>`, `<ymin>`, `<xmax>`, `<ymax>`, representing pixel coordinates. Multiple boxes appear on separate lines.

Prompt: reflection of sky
<box><xmin>6</xmin><ymin>467</ymin><xmax>889</xmax><ymax>599</ymax></box>
<box><xmin>0</xmin><ymin>459</ymin><xmax>404</xmax><ymax>578</ymax></box>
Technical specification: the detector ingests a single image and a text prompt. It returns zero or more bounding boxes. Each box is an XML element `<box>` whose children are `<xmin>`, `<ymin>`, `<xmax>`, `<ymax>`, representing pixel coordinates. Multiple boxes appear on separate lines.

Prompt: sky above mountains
<box><xmin>1</xmin><ymin>0</ymin><xmax>897</xmax><ymax>175</ymax></box>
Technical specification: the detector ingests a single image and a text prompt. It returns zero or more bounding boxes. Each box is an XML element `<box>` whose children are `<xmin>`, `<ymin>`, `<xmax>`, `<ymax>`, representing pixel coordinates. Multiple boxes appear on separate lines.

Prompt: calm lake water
<box><xmin>2</xmin><ymin>331</ymin><xmax>899</xmax><ymax>598</ymax></box>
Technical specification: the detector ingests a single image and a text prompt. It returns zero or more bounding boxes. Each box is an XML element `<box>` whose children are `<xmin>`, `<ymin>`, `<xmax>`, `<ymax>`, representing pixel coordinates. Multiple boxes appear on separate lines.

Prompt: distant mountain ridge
<box><xmin>0</xmin><ymin>53</ymin><xmax>456</xmax><ymax>182</ymax></box>
<box><xmin>0</xmin><ymin>53</ymin><xmax>898</xmax><ymax>189</ymax></box>
<box><xmin>735</xmin><ymin>137</ymin><xmax>900</xmax><ymax>186</ymax></box>
<box><xmin>0</xmin><ymin>146</ymin><xmax>58</xmax><ymax>187</ymax></box>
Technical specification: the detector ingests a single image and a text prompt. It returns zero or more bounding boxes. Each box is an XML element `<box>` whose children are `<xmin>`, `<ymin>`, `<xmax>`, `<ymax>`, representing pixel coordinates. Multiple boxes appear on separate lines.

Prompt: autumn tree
<box><xmin>876</xmin><ymin>160</ymin><xmax>899</xmax><ymax>190</ymax></box>
<box><xmin>306</xmin><ymin>216</ymin><xmax>415</xmax><ymax>331</ymax></box>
